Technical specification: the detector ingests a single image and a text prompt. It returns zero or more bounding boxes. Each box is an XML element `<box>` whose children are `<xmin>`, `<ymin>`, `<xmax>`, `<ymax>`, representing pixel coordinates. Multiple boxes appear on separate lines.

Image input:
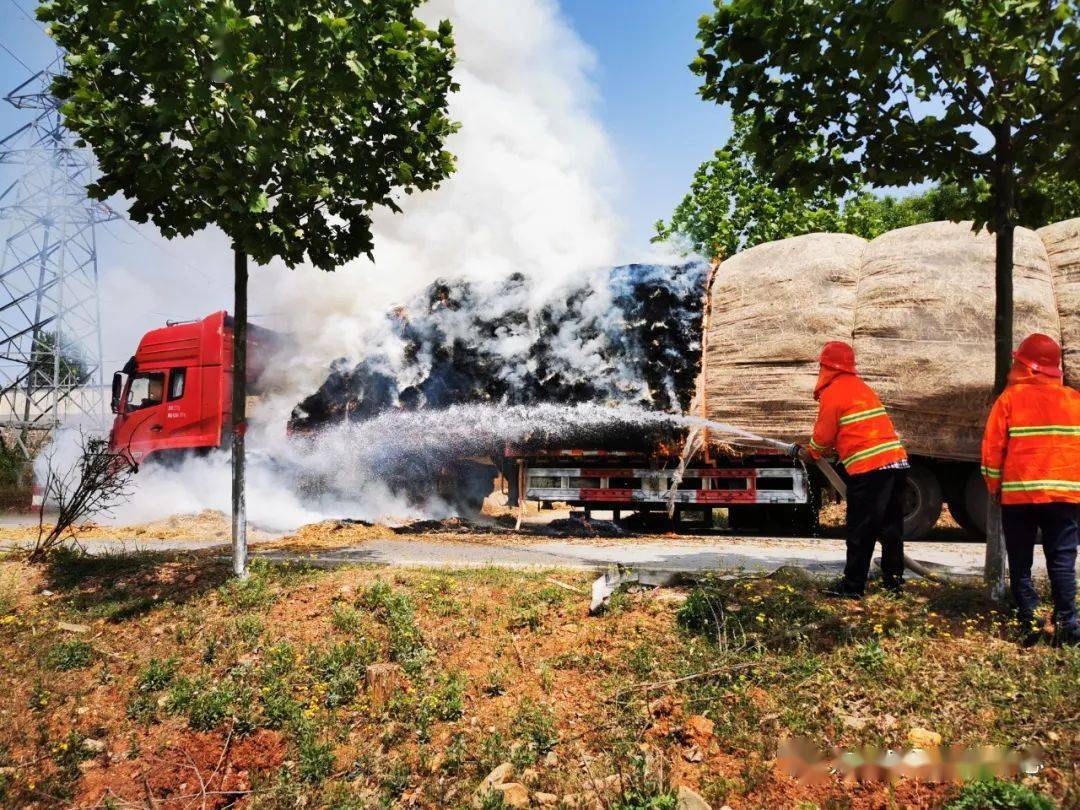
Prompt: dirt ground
<box><xmin>0</xmin><ymin>548</ymin><xmax>1074</xmax><ymax>809</ymax></box>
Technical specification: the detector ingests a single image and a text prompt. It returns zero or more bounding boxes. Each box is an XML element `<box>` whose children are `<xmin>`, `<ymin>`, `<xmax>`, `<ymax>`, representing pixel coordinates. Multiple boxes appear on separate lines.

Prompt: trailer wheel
<box><xmin>901</xmin><ymin>463</ymin><xmax>943</xmax><ymax>539</ymax></box>
<box><xmin>949</xmin><ymin>469</ymin><xmax>988</xmax><ymax>538</ymax></box>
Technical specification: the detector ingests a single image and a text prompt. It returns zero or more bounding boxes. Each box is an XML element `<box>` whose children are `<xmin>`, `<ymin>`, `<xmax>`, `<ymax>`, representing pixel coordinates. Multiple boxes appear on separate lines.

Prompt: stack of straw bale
<box><xmin>703</xmin><ymin>219</ymin><xmax>1078</xmax><ymax>460</ymax></box>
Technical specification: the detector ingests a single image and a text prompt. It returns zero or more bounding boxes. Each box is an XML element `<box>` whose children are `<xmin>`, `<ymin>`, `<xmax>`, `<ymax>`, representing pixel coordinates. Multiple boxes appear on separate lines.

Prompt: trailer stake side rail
<box><xmin>512</xmin><ymin>457</ymin><xmax>808</xmax><ymax>508</ymax></box>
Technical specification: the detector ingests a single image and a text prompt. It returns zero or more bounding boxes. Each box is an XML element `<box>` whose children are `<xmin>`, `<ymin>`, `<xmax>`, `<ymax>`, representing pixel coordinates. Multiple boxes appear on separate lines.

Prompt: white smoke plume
<box><xmin>257</xmin><ymin>0</ymin><xmax>621</xmax><ymax>401</ymax></box>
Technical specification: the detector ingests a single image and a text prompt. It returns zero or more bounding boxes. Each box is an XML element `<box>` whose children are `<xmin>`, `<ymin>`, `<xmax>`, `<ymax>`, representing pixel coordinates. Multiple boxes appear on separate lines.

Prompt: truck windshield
<box><xmin>125</xmin><ymin>372</ymin><xmax>165</xmax><ymax>412</ymax></box>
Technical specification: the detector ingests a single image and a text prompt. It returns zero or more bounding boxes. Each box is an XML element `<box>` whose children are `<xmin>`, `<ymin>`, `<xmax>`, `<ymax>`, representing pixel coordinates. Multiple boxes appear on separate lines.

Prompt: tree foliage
<box><xmin>39</xmin><ymin>0</ymin><xmax>459</xmax><ymax>269</ymax></box>
<box><xmin>654</xmin><ymin>118</ymin><xmax>969</xmax><ymax>259</ymax></box>
<box><xmin>693</xmin><ymin>0</ymin><xmax>1078</xmax><ymax>231</ymax></box>
<box><xmin>29</xmin><ymin>331</ymin><xmax>89</xmax><ymax>390</ymax></box>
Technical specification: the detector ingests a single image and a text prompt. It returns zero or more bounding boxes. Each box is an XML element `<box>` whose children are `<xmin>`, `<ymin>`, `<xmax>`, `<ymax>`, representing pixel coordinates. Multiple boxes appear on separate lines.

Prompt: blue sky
<box><xmin>0</xmin><ymin>0</ymin><xmax>728</xmax><ymax>254</ymax></box>
<box><xmin>559</xmin><ymin>0</ymin><xmax>730</xmax><ymax>244</ymax></box>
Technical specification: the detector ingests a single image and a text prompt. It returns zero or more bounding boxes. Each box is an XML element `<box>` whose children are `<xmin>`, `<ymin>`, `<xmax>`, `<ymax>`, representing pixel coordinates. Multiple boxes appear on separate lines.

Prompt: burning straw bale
<box><xmin>290</xmin><ymin>263</ymin><xmax>708</xmax><ymax>433</ymax></box>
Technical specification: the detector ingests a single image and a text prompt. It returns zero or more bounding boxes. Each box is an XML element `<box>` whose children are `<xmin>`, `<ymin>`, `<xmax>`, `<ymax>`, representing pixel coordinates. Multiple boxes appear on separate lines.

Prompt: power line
<box><xmin>103</xmin><ymin>218</ymin><xmax>218</xmax><ymax>286</ymax></box>
<box><xmin>6</xmin><ymin>0</ymin><xmax>40</xmax><ymax>29</ymax></box>
<box><xmin>0</xmin><ymin>39</ymin><xmax>33</xmax><ymax>73</ymax></box>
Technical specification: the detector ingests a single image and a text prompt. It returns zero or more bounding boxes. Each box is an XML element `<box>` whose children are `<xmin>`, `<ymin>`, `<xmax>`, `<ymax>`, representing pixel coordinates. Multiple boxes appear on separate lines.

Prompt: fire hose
<box><xmin>671</xmin><ymin>419</ymin><xmax>950</xmax><ymax>583</ymax></box>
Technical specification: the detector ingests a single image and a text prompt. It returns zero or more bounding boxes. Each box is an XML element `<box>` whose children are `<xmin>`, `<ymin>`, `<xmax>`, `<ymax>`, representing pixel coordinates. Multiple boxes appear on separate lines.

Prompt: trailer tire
<box><xmin>902</xmin><ymin>462</ymin><xmax>943</xmax><ymax>539</ymax></box>
<box><xmin>949</xmin><ymin>469</ymin><xmax>988</xmax><ymax>538</ymax></box>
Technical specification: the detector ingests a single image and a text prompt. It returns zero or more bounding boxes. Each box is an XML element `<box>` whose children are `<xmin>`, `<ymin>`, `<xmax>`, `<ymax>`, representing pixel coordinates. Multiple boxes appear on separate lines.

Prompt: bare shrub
<box><xmin>29</xmin><ymin>434</ymin><xmax>136</xmax><ymax>562</ymax></box>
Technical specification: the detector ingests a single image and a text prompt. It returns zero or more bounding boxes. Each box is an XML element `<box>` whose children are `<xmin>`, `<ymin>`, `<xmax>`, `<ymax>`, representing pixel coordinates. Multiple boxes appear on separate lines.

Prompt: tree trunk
<box><xmin>984</xmin><ymin>126</ymin><xmax>1015</xmax><ymax>597</ymax></box>
<box><xmin>232</xmin><ymin>248</ymin><xmax>248</xmax><ymax>578</ymax></box>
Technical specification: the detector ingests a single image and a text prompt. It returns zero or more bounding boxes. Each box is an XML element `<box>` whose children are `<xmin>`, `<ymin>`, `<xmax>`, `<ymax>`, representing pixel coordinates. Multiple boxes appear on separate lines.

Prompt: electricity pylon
<box><xmin>0</xmin><ymin>57</ymin><xmax>115</xmax><ymax>456</ymax></box>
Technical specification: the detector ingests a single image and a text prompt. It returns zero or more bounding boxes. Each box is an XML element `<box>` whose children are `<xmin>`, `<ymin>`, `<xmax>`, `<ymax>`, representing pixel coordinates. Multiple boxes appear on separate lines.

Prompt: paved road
<box><xmin>0</xmin><ymin>533</ymin><xmax>1006</xmax><ymax>579</ymax></box>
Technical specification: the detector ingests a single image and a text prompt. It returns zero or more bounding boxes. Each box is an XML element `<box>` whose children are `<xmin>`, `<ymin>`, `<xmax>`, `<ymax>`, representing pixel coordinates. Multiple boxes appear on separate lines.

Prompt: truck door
<box><xmin>117</xmin><ymin>371</ymin><xmax>167</xmax><ymax>463</ymax></box>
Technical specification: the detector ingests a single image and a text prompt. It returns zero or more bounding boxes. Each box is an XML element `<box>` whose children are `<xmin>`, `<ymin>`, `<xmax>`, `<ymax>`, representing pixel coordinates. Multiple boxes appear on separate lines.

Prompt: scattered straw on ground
<box><xmin>0</xmin><ymin>509</ymin><xmax>272</xmax><ymax>545</ymax></box>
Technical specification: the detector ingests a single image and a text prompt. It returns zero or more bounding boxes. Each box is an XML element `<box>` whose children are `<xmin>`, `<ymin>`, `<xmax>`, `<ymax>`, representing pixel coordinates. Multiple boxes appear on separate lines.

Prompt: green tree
<box><xmin>693</xmin><ymin>0</ymin><xmax>1078</xmax><ymax>394</ymax></box>
<box><xmin>653</xmin><ymin>117</ymin><xmax>843</xmax><ymax>259</ymax></box>
<box><xmin>654</xmin><ymin>117</ymin><xmax>971</xmax><ymax>258</ymax></box>
<box><xmin>28</xmin><ymin>331</ymin><xmax>89</xmax><ymax>390</ymax></box>
<box><xmin>694</xmin><ymin>0</ymin><xmax>1077</xmax><ymax>591</ymax></box>
<box><xmin>40</xmin><ymin>0</ymin><xmax>459</xmax><ymax>575</ymax></box>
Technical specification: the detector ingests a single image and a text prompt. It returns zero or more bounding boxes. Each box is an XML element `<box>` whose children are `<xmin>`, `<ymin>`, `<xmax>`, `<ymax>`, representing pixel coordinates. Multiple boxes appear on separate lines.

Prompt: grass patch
<box><xmin>944</xmin><ymin>778</ymin><xmax>1054</xmax><ymax>809</ymax></box>
<box><xmin>359</xmin><ymin>580</ymin><xmax>430</xmax><ymax>676</ymax></box>
<box><xmin>45</xmin><ymin>639</ymin><xmax>93</xmax><ymax>671</ymax></box>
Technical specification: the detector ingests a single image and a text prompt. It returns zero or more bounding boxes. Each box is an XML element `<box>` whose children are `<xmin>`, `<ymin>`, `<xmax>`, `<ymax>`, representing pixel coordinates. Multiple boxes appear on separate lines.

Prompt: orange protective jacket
<box><xmin>807</xmin><ymin>369</ymin><xmax>908</xmax><ymax>475</ymax></box>
<box><xmin>981</xmin><ymin>363</ymin><xmax>1080</xmax><ymax>505</ymax></box>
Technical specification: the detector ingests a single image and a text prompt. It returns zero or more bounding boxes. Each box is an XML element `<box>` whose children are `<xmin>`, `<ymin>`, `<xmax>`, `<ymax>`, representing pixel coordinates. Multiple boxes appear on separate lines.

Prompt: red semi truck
<box><xmin>107</xmin><ymin>312</ymin><xmax>277</xmax><ymax>465</ymax></box>
<box><xmin>107</xmin><ymin>312</ymin><xmax>964</xmax><ymax>539</ymax></box>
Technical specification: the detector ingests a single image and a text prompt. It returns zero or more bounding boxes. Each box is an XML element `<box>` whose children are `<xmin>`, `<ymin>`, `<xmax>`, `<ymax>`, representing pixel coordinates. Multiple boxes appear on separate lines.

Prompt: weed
<box><xmin>678</xmin><ymin>571</ymin><xmax>832</xmax><ymax>650</ymax></box>
<box><xmin>261</xmin><ymin>685</ymin><xmax>302</xmax><ymax>730</ymax></box>
<box><xmin>611</xmin><ymin>794</ymin><xmax>678</xmax><ymax>810</ymax></box>
<box><xmin>44</xmin><ymin>547</ymin><xmax>164</xmax><ymax>590</ymax></box>
<box><xmin>361</xmin><ymin>581</ymin><xmax>429</xmax><ymax>676</ymax></box>
<box><xmin>136</xmin><ymin>657</ymin><xmax>178</xmax><ymax>692</ymax></box>
<box><xmin>380</xmin><ymin>758</ymin><xmax>412</xmax><ymax>802</ymax></box>
<box><xmin>508</xmin><ymin>604</ymin><xmax>542</xmax><ymax>631</ymax></box>
<box><xmin>944</xmin><ymin>778</ymin><xmax>1054</xmax><ymax>809</ymax></box>
<box><xmin>701</xmin><ymin>775</ymin><xmax>742</xmax><ymax>805</ymax></box>
<box><xmin>853</xmin><ymin>639</ymin><xmax>886</xmax><ymax>672</ymax></box>
<box><xmin>297</xmin><ymin>730</ymin><xmax>335</xmax><ymax>783</ymax></box>
<box><xmin>219</xmin><ymin>571</ymin><xmax>274</xmax><ymax>611</ymax></box>
<box><xmin>309</xmin><ymin>639</ymin><xmax>378</xmax><ymax>708</ymax></box>
<box><xmin>433</xmin><ymin>671</ymin><xmax>466</xmax><ymax>721</ymax></box>
<box><xmin>624</xmin><ymin>642</ymin><xmax>658</xmax><ymax>679</ymax></box>
<box><xmin>28</xmin><ymin>679</ymin><xmax>49</xmax><ymax>710</ymax></box>
<box><xmin>165</xmin><ymin>675</ymin><xmax>246</xmax><ymax>731</ymax></box>
<box><xmin>233</xmin><ymin>614</ymin><xmax>264</xmax><ymax>645</ymax></box>
<box><xmin>477</xmin><ymin>731</ymin><xmax>510</xmax><ymax>774</ymax></box>
<box><xmin>202</xmin><ymin>634</ymin><xmax>219</xmax><ymax>664</ymax></box>
<box><xmin>331</xmin><ymin>601</ymin><xmax>363</xmax><ymax>633</ymax></box>
<box><xmin>125</xmin><ymin>692</ymin><xmax>157</xmax><ymax>725</ymax></box>
<box><xmin>443</xmin><ymin>732</ymin><xmax>468</xmax><ymax>775</ymax></box>
<box><xmin>46</xmin><ymin>729</ymin><xmax>96</xmax><ymax>800</ymax></box>
<box><xmin>45</xmin><ymin>639</ymin><xmax>93</xmax><ymax>671</ymax></box>
<box><xmin>605</xmin><ymin>741</ymin><xmax>677</xmax><ymax>809</ymax></box>
<box><xmin>511</xmin><ymin>699</ymin><xmax>558</xmax><ymax>765</ymax></box>
<box><xmin>0</xmin><ymin>566</ymin><xmax>20</xmax><ymax>614</ymax></box>
<box><xmin>261</xmin><ymin>641</ymin><xmax>298</xmax><ymax>680</ymax></box>
<box><xmin>484</xmin><ymin>667</ymin><xmax>506</xmax><ymax>696</ymax></box>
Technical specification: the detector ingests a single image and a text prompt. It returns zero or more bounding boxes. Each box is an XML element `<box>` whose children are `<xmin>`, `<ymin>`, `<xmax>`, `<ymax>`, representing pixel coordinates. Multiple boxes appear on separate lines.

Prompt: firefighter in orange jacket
<box><xmin>982</xmin><ymin>333</ymin><xmax>1080</xmax><ymax>647</ymax></box>
<box><xmin>797</xmin><ymin>341</ymin><xmax>909</xmax><ymax>597</ymax></box>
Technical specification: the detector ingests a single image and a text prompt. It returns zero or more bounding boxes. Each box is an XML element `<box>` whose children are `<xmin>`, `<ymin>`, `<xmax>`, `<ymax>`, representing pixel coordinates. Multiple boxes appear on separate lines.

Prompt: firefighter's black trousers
<box><xmin>843</xmin><ymin>467</ymin><xmax>906</xmax><ymax>592</ymax></box>
<box><xmin>1002</xmin><ymin>503</ymin><xmax>1079</xmax><ymax>632</ymax></box>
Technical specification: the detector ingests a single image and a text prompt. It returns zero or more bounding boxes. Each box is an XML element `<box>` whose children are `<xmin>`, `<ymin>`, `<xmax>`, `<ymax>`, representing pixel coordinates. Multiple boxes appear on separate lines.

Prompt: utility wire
<box><xmin>103</xmin><ymin>218</ymin><xmax>218</xmax><ymax>286</ymax></box>
<box><xmin>6</xmin><ymin>0</ymin><xmax>40</xmax><ymax>29</ymax></box>
<box><xmin>0</xmin><ymin>39</ymin><xmax>33</xmax><ymax>73</ymax></box>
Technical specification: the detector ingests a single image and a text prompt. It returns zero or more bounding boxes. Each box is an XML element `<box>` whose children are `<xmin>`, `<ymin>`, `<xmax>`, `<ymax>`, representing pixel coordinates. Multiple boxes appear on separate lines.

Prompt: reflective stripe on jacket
<box><xmin>981</xmin><ymin>364</ymin><xmax>1080</xmax><ymax>505</ymax></box>
<box><xmin>807</xmin><ymin>369</ymin><xmax>908</xmax><ymax>475</ymax></box>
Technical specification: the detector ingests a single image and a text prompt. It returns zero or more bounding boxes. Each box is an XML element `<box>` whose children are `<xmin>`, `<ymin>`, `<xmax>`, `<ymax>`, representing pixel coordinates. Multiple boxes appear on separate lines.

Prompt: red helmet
<box><xmin>819</xmin><ymin>341</ymin><xmax>857</xmax><ymax>374</ymax></box>
<box><xmin>1014</xmin><ymin>333</ymin><xmax>1063</xmax><ymax>378</ymax></box>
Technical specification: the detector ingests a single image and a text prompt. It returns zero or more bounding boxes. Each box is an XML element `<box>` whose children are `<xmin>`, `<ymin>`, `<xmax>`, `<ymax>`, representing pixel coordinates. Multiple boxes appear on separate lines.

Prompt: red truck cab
<box><xmin>108</xmin><ymin>312</ymin><xmax>275</xmax><ymax>465</ymax></box>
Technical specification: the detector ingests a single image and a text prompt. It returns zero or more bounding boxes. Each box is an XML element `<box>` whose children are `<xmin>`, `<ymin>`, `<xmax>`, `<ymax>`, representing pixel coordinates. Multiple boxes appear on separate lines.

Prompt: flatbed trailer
<box><xmin>503</xmin><ymin>447</ymin><xmax>822</xmax><ymax>533</ymax></box>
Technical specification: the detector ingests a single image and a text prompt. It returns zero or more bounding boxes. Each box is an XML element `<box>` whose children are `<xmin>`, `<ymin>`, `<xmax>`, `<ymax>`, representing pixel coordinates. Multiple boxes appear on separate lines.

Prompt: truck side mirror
<box><xmin>111</xmin><ymin>372</ymin><xmax>123</xmax><ymax>414</ymax></box>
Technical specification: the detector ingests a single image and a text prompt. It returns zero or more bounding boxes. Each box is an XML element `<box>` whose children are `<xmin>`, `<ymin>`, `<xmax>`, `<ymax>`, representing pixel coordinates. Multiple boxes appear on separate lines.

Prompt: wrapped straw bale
<box><xmin>1039</xmin><ymin>218</ymin><xmax>1080</xmax><ymax>386</ymax></box>
<box><xmin>702</xmin><ymin>232</ymin><xmax>866</xmax><ymax>443</ymax></box>
<box><xmin>703</xmin><ymin>220</ymin><xmax>1068</xmax><ymax>461</ymax></box>
<box><xmin>853</xmin><ymin>222</ymin><xmax>1059</xmax><ymax>459</ymax></box>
